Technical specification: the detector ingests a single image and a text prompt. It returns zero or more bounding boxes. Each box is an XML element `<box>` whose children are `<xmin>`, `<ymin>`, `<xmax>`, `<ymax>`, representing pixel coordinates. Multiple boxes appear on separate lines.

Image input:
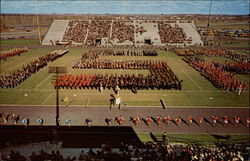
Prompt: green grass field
<box><xmin>0</xmin><ymin>39</ymin><xmax>40</xmax><ymax>46</ymax></box>
<box><xmin>0</xmin><ymin>47</ymin><xmax>249</xmax><ymax>107</ymax></box>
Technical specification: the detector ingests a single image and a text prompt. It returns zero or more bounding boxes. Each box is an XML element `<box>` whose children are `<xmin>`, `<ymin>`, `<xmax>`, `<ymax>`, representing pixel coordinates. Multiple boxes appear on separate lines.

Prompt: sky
<box><xmin>0</xmin><ymin>0</ymin><xmax>249</xmax><ymax>15</ymax></box>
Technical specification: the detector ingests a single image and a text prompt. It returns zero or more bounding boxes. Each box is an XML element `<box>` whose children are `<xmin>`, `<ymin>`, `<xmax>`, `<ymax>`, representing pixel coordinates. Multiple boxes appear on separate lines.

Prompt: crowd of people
<box><xmin>61</xmin><ymin>20</ymin><xmax>194</xmax><ymax>45</ymax></box>
<box><xmin>213</xmin><ymin>61</ymin><xmax>250</xmax><ymax>74</ymax></box>
<box><xmin>0</xmin><ymin>47</ymin><xmax>28</xmax><ymax>60</ymax></box>
<box><xmin>75</xmin><ymin>48</ymin><xmax>157</xmax><ymax>62</ymax></box>
<box><xmin>86</xmin><ymin>20</ymin><xmax>112</xmax><ymax>46</ymax></box>
<box><xmin>158</xmin><ymin>22</ymin><xmax>191</xmax><ymax>44</ymax></box>
<box><xmin>0</xmin><ymin>112</ymin><xmax>20</xmax><ymax>125</ymax></box>
<box><xmin>0</xmin><ymin>50</ymin><xmax>68</xmax><ymax>88</ymax></box>
<box><xmin>1</xmin><ymin>142</ymin><xmax>249</xmax><ymax>161</ymax></box>
<box><xmin>173</xmin><ymin>48</ymin><xmax>250</xmax><ymax>63</ymax></box>
<box><xmin>99</xmin><ymin>48</ymin><xmax>158</xmax><ymax>56</ymax></box>
<box><xmin>69</xmin><ymin>48</ymin><xmax>180</xmax><ymax>91</ymax></box>
<box><xmin>73</xmin><ymin>59</ymin><xmax>164</xmax><ymax>70</ymax></box>
<box><xmin>183</xmin><ymin>56</ymin><xmax>248</xmax><ymax>94</ymax></box>
<box><xmin>112</xmin><ymin>21</ymin><xmax>134</xmax><ymax>43</ymax></box>
<box><xmin>135</xmin><ymin>25</ymin><xmax>147</xmax><ymax>35</ymax></box>
<box><xmin>62</xmin><ymin>20</ymin><xmax>89</xmax><ymax>43</ymax></box>
<box><xmin>54</xmin><ymin>68</ymin><xmax>182</xmax><ymax>91</ymax></box>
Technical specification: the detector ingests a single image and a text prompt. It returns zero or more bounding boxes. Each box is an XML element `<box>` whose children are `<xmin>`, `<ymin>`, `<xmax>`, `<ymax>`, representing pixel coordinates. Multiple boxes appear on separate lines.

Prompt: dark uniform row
<box><xmin>0</xmin><ymin>50</ymin><xmax>68</xmax><ymax>88</ymax></box>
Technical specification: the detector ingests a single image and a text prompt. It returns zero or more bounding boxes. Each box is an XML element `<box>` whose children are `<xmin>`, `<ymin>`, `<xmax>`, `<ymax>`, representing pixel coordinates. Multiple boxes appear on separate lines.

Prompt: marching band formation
<box><xmin>173</xmin><ymin>48</ymin><xmax>250</xmax><ymax>62</ymax></box>
<box><xmin>0</xmin><ymin>50</ymin><xmax>68</xmax><ymax>88</ymax></box>
<box><xmin>0</xmin><ymin>47</ymin><xmax>28</xmax><ymax>60</ymax></box>
<box><xmin>172</xmin><ymin>48</ymin><xmax>249</xmax><ymax>94</ymax></box>
<box><xmin>56</xmin><ymin>49</ymin><xmax>182</xmax><ymax>91</ymax></box>
<box><xmin>1</xmin><ymin>47</ymin><xmax>248</xmax><ymax>95</ymax></box>
<box><xmin>183</xmin><ymin>56</ymin><xmax>248</xmax><ymax>94</ymax></box>
<box><xmin>1</xmin><ymin>111</ymin><xmax>249</xmax><ymax>128</ymax></box>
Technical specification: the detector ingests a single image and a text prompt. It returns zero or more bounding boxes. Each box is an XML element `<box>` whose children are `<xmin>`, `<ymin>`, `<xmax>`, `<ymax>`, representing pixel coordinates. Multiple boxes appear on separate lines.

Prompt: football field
<box><xmin>0</xmin><ymin>47</ymin><xmax>249</xmax><ymax>107</ymax></box>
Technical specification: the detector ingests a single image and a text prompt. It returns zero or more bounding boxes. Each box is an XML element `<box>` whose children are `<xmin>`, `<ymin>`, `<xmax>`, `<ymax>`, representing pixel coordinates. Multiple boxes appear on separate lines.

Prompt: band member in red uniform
<box><xmin>156</xmin><ymin>116</ymin><xmax>163</xmax><ymax>125</ymax></box>
<box><xmin>212</xmin><ymin>115</ymin><xmax>218</xmax><ymax>126</ymax></box>
<box><xmin>117</xmin><ymin>116</ymin><xmax>125</xmax><ymax>125</ymax></box>
<box><xmin>134</xmin><ymin>116</ymin><xmax>141</xmax><ymax>125</ymax></box>
<box><xmin>165</xmin><ymin>115</ymin><xmax>171</xmax><ymax>125</ymax></box>
<box><xmin>188</xmin><ymin>115</ymin><xmax>193</xmax><ymax>125</ymax></box>
<box><xmin>199</xmin><ymin>116</ymin><xmax>204</xmax><ymax>126</ymax></box>
<box><xmin>146</xmin><ymin>116</ymin><xmax>153</xmax><ymax>126</ymax></box>
<box><xmin>234</xmin><ymin>116</ymin><xmax>240</xmax><ymax>126</ymax></box>
<box><xmin>175</xmin><ymin>117</ymin><xmax>182</xmax><ymax>126</ymax></box>
<box><xmin>223</xmin><ymin>116</ymin><xmax>229</xmax><ymax>126</ymax></box>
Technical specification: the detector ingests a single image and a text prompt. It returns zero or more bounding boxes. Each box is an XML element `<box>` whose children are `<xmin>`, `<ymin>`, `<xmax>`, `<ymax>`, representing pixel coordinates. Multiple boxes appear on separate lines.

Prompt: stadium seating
<box><xmin>43</xmin><ymin>20</ymin><xmax>203</xmax><ymax>46</ymax></box>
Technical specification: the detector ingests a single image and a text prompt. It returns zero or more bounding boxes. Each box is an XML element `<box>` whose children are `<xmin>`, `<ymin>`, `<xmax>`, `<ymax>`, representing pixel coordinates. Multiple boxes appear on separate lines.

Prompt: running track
<box><xmin>0</xmin><ymin>105</ymin><xmax>249</xmax><ymax>135</ymax></box>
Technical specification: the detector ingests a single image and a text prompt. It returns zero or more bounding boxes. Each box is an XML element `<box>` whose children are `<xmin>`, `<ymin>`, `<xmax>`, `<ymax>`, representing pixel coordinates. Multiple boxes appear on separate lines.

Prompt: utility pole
<box><xmin>36</xmin><ymin>2</ymin><xmax>42</xmax><ymax>44</ymax></box>
<box><xmin>205</xmin><ymin>0</ymin><xmax>213</xmax><ymax>46</ymax></box>
<box><xmin>49</xmin><ymin>66</ymin><xmax>67</xmax><ymax>128</ymax></box>
<box><xmin>56</xmin><ymin>67</ymin><xmax>59</xmax><ymax>127</ymax></box>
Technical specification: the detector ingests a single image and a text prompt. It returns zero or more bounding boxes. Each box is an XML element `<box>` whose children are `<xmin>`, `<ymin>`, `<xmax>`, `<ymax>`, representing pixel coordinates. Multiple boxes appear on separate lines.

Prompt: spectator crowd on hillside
<box><xmin>0</xmin><ymin>50</ymin><xmax>68</xmax><ymax>88</ymax></box>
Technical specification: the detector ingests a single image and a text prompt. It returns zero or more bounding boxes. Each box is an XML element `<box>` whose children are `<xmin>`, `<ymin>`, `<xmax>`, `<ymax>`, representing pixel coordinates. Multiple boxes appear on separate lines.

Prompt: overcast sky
<box><xmin>1</xmin><ymin>0</ymin><xmax>249</xmax><ymax>15</ymax></box>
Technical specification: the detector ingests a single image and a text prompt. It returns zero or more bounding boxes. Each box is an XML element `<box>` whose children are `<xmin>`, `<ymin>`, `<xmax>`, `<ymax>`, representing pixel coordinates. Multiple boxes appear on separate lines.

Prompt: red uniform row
<box><xmin>0</xmin><ymin>47</ymin><xmax>28</xmax><ymax>60</ymax></box>
<box><xmin>184</xmin><ymin>57</ymin><xmax>248</xmax><ymax>94</ymax></box>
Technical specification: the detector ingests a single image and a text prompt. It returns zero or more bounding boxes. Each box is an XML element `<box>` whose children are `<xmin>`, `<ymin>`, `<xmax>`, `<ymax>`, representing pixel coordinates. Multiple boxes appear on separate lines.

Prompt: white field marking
<box><xmin>0</xmin><ymin>89</ymin><xmax>54</xmax><ymax>92</ymax></box>
<box><xmin>36</xmin><ymin>54</ymin><xmax>72</xmax><ymax>90</ymax></box>
<box><xmin>34</xmin><ymin>74</ymin><xmax>52</xmax><ymax>89</ymax></box>
<box><xmin>2</xmin><ymin>63</ymin><xmax>25</xmax><ymax>74</ymax></box>
<box><xmin>168</xmin><ymin>57</ymin><xmax>203</xmax><ymax>90</ymax></box>
<box><xmin>41</xmin><ymin>93</ymin><xmax>53</xmax><ymax>105</ymax></box>
<box><xmin>182</xmin><ymin>91</ymin><xmax>192</xmax><ymax>105</ymax></box>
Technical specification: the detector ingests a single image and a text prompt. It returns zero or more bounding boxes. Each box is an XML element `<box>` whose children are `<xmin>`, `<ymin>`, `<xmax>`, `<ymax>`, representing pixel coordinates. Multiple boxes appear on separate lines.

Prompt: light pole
<box><xmin>49</xmin><ymin>66</ymin><xmax>67</xmax><ymax>128</ymax></box>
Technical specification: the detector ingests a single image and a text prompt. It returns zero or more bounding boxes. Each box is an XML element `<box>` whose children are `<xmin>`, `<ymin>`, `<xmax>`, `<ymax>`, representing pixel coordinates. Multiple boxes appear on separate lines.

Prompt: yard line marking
<box><xmin>34</xmin><ymin>74</ymin><xmax>52</xmax><ymax>89</ymax></box>
<box><xmin>41</xmin><ymin>93</ymin><xmax>53</xmax><ymax>105</ymax></box>
<box><xmin>182</xmin><ymin>91</ymin><xmax>192</xmax><ymax>105</ymax></box>
<box><xmin>168</xmin><ymin>57</ymin><xmax>203</xmax><ymax>90</ymax></box>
